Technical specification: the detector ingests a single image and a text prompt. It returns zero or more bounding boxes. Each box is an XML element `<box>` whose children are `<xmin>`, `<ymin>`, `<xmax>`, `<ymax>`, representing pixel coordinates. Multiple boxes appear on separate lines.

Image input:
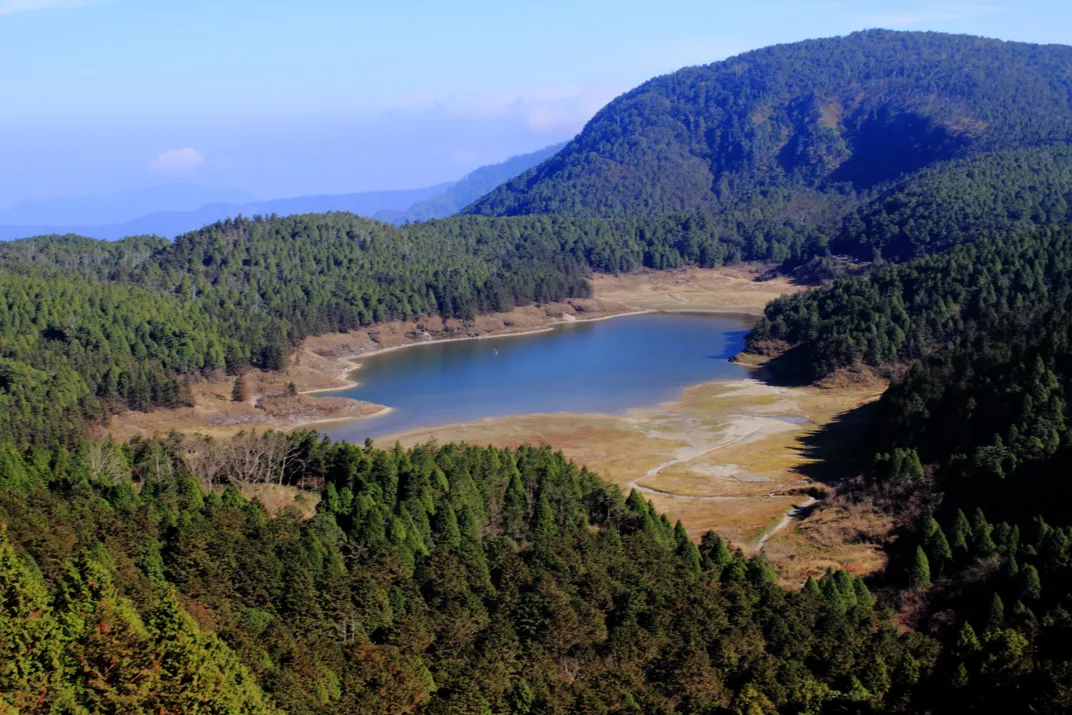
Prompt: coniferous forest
<box><xmin>4</xmin><ymin>29</ymin><xmax>1072</xmax><ymax>713</ymax></box>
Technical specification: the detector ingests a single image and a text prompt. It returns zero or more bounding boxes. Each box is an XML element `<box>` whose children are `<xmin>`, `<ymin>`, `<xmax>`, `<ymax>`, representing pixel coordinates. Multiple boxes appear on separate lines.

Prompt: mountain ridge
<box><xmin>466</xmin><ymin>30</ymin><xmax>1072</xmax><ymax>222</ymax></box>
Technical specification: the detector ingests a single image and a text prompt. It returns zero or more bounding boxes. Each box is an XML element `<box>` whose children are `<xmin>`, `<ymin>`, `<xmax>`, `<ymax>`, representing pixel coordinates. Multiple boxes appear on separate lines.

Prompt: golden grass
<box><xmin>761</xmin><ymin>501</ymin><xmax>892</xmax><ymax>585</ymax></box>
<box><xmin>590</xmin><ymin>264</ymin><xmax>805</xmax><ymax>315</ymax></box>
<box><xmin>239</xmin><ymin>484</ymin><xmax>320</xmax><ymax>519</ymax></box>
<box><xmin>384</xmin><ymin>374</ymin><xmax>888</xmax><ymax>579</ymax></box>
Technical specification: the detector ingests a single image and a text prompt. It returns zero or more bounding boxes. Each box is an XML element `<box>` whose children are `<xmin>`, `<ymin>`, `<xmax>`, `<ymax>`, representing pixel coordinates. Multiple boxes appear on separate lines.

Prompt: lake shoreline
<box><xmin>301</xmin><ymin>309</ymin><xmax>757</xmax><ymax>435</ymax></box>
<box><xmin>105</xmin><ymin>265</ymin><xmax>801</xmax><ymax>441</ymax></box>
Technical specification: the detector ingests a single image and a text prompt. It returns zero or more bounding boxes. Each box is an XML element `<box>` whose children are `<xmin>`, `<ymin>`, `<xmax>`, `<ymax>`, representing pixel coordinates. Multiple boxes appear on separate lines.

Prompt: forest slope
<box><xmin>467</xmin><ymin>31</ymin><xmax>1072</xmax><ymax>260</ymax></box>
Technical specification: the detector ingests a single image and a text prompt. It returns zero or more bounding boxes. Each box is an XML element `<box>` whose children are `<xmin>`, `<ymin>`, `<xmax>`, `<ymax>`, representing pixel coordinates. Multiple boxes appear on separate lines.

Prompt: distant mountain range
<box><xmin>0</xmin><ymin>144</ymin><xmax>564</xmax><ymax>241</ymax></box>
<box><xmin>0</xmin><ymin>184</ymin><xmax>259</xmax><ymax>227</ymax></box>
<box><xmin>373</xmin><ymin>143</ymin><xmax>566</xmax><ymax>224</ymax></box>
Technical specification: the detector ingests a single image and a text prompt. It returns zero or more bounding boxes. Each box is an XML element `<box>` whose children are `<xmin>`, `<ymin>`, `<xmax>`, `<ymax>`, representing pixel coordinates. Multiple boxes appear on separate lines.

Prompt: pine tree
<box><xmin>904</xmin><ymin>448</ymin><xmax>925</xmax><ymax>483</ymax></box>
<box><xmin>820</xmin><ymin>569</ymin><xmax>844</xmax><ymax>606</ymax></box>
<box><xmin>700</xmin><ymin>531</ymin><xmax>731</xmax><ymax>571</ymax></box>
<box><xmin>532</xmin><ymin>491</ymin><xmax>557</xmax><ymax>539</ymax></box>
<box><xmin>971</xmin><ymin>507</ymin><xmax>996</xmax><ymax>555</ymax></box>
<box><xmin>925</xmin><ymin>524</ymin><xmax>954</xmax><ymax>578</ymax></box>
<box><xmin>985</xmin><ymin>593</ymin><xmax>1005</xmax><ymax>632</ymax></box>
<box><xmin>953</xmin><ymin>621</ymin><xmax>981</xmax><ymax>658</ymax></box>
<box><xmin>853</xmin><ymin>579</ymin><xmax>873</xmax><ymax>608</ymax></box>
<box><xmin>1002</xmin><ymin>554</ymin><xmax>1020</xmax><ymax>580</ymax></box>
<box><xmin>747</xmin><ymin>557</ymin><xmax>777</xmax><ymax>587</ymax></box>
<box><xmin>673</xmin><ymin>521</ymin><xmax>702</xmax><ymax>575</ymax></box>
<box><xmin>951</xmin><ymin>662</ymin><xmax>969</xmax><ymax>689</ymax></box>
<box><xmin>502</xmin><ymin>469</ymin><xmax>527</xmax><ymax>538</ymax></box>
<box><xmin>834</xmin><ymin>570</ymin><xmax>857</xmax><ymax>603</ymax></box>
<box><xmin>952</xmin><ymin>509</ymin><xmax>972</xmax><ymax>561</ymax></box>
<box><xmin>433</xmin><ymin>503</ymin><xmax>461</xmax><ymax>549</ymax></box>
<box><xmin>1020</xmin><ymin>564</ymin><xmax>1042</xmax><ymax>601</ymax></box>
<box><xmin>231</xmin><ymin>375</ymin><xmax>250</xmax><ymax>403</ymax></box>
<box><xmin>921</xmin><ymin>515</ymin><xmax>940</xmax><ymax>541</ymax></box>
<box><xmin>1012</xmin><ymin>599</ymin><xmax>1037</xmax><ymax>628</ymax></box>
<box><xmin>909</xmin><ymin>546</ymin><xmax>931</xmax><ymax>591</ymax></box>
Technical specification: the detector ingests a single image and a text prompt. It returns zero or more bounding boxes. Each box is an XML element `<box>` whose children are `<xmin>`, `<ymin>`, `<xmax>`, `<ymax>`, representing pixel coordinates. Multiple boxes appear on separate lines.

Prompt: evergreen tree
<box><xmin>1020</xmin><ymin>564</ymin><xmax>1042</xmax><ymax>601</ymax></box>
<box><xmin>972</xmin><ymin>507</ymin><xmax>997</xmax><ymax>555</ymax></box>
<box><xmin>433</xmin><ymin>504</ymin><xmax>462</xmax><ymax>550</ymax></box>
<box><xmin>985</xmin><ymin>593</ymin><xmax>1005</xmax><ymax>632</ymax></box>
<box><xmin>952</xmin><ymin>510</ymin><xmax>973</xmax><ymax>561</ymax></box>
<box><xmin>232</xmin><ymin>375</ymin><xmax>250</xmax><ymax>403</ymax></box>
<box><xmin>925</xmin><ymin>524</ymin><xmax>954</xmax><ymax>578</ymax></box>
<box><xmin>909</xmin><ymin>546</ymin><xmax>931</xmax><ymax>591</ymax></box>
<box><xmin>700</xmin><ymin>531</ymin><xmax>732</xmax><ymax>572</ymax></box>
<box><xmin>531</xmin><ymin>491</ymin><xmax>557</xmax><ymax>539</ymax></box>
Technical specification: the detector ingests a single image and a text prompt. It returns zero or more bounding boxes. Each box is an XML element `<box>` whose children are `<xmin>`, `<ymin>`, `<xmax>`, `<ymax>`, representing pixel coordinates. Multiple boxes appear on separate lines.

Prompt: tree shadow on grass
<box><xmin>740</xmin><ymin>344</ymin><xmax>817</xmax><ymax>387</ymax></box>
<box><xmin>795</xmin><ymin>399</ymin><xmax>880</xmax><ymax>487</ymax></box>
<box><xmin>737</xmin><ymin>343</ymin><xmax>884</xmax><ymax>486</ymax></box>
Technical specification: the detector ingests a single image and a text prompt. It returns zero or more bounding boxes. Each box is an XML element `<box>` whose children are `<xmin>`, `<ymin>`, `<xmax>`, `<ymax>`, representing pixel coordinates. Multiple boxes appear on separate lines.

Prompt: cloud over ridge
<box><xmin>150</xmin><ymin>147</ymin><xmax>206</xmax><ymax>174</ymax></box>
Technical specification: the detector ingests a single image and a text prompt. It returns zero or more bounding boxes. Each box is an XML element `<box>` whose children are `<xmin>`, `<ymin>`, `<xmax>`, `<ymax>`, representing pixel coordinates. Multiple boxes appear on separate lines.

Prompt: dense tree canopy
<box><xmin>0</xmin><ymin>436</ymin><xmax>930</xmax><ymax>714</ymax></box>
<box><xmin>748</xmin><ymin>226</ymin><xmax>1072</xmax><ymax>380</ymax></box>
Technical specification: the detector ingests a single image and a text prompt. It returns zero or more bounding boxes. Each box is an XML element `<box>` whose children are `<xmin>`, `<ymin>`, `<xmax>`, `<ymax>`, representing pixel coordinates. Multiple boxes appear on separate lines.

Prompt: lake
<box><xmin>318</xmin><ymin>312</ymin><xmax>754</xmax><ymax>443</ymax></box>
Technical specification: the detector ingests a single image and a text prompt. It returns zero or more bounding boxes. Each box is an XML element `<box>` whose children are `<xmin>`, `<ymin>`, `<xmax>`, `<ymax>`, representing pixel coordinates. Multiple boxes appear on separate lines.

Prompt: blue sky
<box><xmin>2</xmin><ymin>0</ymin><xmax>1070</xmax><ymax>205</ymax></box>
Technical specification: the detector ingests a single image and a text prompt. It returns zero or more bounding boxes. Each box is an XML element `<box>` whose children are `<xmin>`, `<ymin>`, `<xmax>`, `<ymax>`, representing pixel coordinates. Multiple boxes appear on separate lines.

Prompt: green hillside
<box><xmin>466</xmin><ymin>31</ymin><xmax>1072</xmax><ymax>238</ymax></box>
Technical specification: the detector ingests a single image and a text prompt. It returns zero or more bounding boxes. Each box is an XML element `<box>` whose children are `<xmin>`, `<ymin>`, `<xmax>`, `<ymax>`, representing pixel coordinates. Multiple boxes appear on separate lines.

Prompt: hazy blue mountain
<box><xmin>0</xmin><ymin>141</ymin><xmax>564</xmax><ymax>240</ymax></box>
<box><xmin>0</xmin><ymin>184</ymin><xmax>258</xmax><ymax>226</ymax></box>
<box><xmin>253</xmin><ymin>183</ymin><xmax>452</xmax><ymax>218</ymax></box>
<box><xmin>0</xmin><ymin>183</ymin><xmax>453</xmax><ymax>241</ymax></box>
<box><xmin>374</xmin><ymin>143</ymin><xmax>567</xmax><ymax>224</ymax></box>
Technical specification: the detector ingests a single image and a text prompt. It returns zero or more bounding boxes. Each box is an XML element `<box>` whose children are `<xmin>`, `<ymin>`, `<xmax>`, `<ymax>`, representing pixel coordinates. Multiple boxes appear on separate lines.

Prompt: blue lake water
<box><xmin>318</xmin><ymin>312</ymin><xmax>754</xmax><ymax>443</ymax></box>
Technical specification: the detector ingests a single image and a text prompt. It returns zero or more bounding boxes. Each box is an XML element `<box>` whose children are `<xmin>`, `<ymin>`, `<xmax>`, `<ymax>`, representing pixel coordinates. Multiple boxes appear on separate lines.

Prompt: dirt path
<box><xmin>626</xmin><ymin>426</ymin><xmax>764</xmax><ymax>497</ymax></box>
<box><xmin>756</xmin><ymin>497</ymin><xmax>819</xmax><ymax>551</ymax></box>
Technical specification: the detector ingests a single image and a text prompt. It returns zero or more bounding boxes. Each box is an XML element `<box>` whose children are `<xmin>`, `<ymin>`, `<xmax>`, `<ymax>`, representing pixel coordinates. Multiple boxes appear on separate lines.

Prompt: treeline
<box><xmin>748</xmin><ymin>226</ymin><xmax>1072</xmax><ymax>380</ymax></box>
<box><xmin>0</xmin><ymin>435</ymin><xmax>931</xmax><ymax>714</ymax></box>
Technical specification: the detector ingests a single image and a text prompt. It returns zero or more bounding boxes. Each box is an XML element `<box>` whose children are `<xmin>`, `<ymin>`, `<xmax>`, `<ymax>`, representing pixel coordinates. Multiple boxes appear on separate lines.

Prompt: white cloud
<box><xmin>150</xmin><ymin>147</ymin><xmax>205</xmax><ymax>174</ymax></box>
<box><xmin>387</xmin><ymin>84</ymin><xmax>625</xmax><ymax>136</ymax></box>
<box><xmin>0</xmin><ymin>0</ymin><xmax>97</xmax><ymax>14</ymax></box>
<box><xmin>866</xmin><ymin>2</ymin><xmax>1008</xmax><ymax>26</ymax></box>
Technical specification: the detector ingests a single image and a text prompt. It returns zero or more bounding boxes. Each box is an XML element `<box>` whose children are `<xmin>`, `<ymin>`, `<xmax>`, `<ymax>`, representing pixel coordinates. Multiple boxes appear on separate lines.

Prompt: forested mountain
<box><xmin>833</xmin><ymin>146</ymin><xmax>1072</xmax><ymax>260</ymax></box>
<box><xmin>375</xmin><ymin>143</ymin><xmax>567</xmax><ymax>224</ymax></box>
<box><xmin>722</xmin><ymin>221</ymin><xmax>1072</xmax><ymax>713</ymax></box>
<box><xmin>467</xmin><ymin>31</ymin><xmax>1072</xmax><ymax>259</ymax></box>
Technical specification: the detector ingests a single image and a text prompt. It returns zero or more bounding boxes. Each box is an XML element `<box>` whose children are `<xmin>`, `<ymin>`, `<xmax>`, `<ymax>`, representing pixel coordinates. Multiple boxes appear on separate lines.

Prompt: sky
<box><xmin>2</xmin><ymin>0</ymin><xmax>1071</xmax><ymax>206</ymax></box>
